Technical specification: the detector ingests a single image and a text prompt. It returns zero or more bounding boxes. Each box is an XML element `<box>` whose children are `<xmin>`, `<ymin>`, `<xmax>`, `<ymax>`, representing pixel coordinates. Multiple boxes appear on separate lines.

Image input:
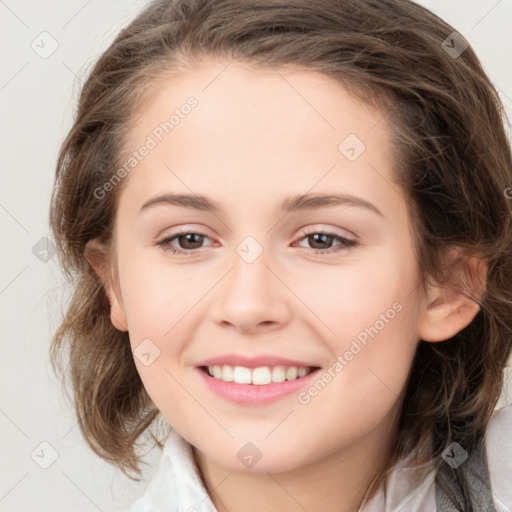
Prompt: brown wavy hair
<box><xmin>49</xmin><ymin>0</ymin><xmax>512</xmax><ymax>507</ymax></box>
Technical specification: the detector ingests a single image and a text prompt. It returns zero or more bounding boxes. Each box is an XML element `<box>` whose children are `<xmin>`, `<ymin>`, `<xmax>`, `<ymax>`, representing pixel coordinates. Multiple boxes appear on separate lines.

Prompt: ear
<box><xmin>84</xmin><ymin>239</ymin><xmax>128</xmax><ymax>332</ymax></box>
<box><xmin>418</xmin><ymin>250</ymin><xmax>487</xmax><ymax>343</ymax></box>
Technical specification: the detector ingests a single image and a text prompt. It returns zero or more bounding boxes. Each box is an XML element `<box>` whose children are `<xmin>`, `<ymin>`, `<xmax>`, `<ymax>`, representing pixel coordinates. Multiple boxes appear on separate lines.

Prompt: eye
<box><xmin>157</xmin><ymin>229</ymin><xmax>357</xmax><ymax>256</ymax></box>
<box><xmin>293</xmin><ymin>231</ymin><xmax>357</xmax><ymax>255</ymax></box>
<box><xmin>157</xmin><ymin>231</ymin><xmax>213</xmax><ymax>255</ymax></box>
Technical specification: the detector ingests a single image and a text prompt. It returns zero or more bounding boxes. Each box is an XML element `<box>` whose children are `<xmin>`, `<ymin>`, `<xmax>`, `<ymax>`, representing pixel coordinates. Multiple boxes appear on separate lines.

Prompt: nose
<box><xmin>210</xmin><ymin>246</ymin><xmax>292</xmax><ymax>334</ymax></box>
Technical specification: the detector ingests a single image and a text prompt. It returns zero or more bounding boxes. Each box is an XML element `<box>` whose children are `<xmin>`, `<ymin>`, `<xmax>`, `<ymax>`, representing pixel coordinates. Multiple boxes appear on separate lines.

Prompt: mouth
<box><xmin>198</xmin><ymin>364</ymin><xmax>320</xmax><ymax>385</ymax></box>
<box><xmin>196</xmin><ymin>364</ymin><xmax>322</xmax><ymax>405</ymax></box>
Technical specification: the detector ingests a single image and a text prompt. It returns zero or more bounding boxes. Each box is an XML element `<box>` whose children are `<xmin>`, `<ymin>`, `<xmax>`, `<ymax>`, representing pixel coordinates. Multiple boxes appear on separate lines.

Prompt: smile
<box><xmin>197</xmin><ymin>365</ymin><xmax>321</xmax><ymax>405</ymax></box>
<box><xmin>202</xmin><ymin>364</ymin><xmax>316</xmax><ymax>385</ymax></box>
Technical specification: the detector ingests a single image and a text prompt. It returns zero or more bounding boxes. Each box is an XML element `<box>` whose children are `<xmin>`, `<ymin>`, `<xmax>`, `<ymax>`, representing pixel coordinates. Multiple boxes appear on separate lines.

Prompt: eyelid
<box><xmin>154</xmin><ymin>223</ymin><xmax>214</xmax><ymax>239</ymax></box>
<box><xmin>294</xmin><ymin>224</ymin><xmax>357</xmax><ymax>240</ymax></box>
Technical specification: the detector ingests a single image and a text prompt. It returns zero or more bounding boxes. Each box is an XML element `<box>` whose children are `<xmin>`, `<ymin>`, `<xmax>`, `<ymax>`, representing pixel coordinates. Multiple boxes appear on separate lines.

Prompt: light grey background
<box><xmin>1</xmin><ymin>1</ymin><xmax>511</xmax><ymax>511</ymax></box>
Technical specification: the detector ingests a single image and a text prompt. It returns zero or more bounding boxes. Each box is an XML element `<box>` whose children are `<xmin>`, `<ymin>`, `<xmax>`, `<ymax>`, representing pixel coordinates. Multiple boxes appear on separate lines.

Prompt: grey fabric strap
<box><xmin>435</xmin><ymin>440</ymin><xmax>497</xmax><ymax>512</ymax></box>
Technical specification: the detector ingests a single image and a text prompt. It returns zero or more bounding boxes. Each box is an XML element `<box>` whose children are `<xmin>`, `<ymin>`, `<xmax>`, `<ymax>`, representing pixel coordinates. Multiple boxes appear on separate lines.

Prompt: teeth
<box><xmin>221</xmin><ymin>364</ymin><xmax>234</xmax><ymax>382</ymax></box>
<box><xmin>271</xmin><ymin>365</ymin><xmax>286</xmax><ymax>383</ymax></box>
<box><xmin>297</xmin><ymin>367</ymin><xmax>309</xmax><ymax>378</ymax></box>
<box><xmin>252</xmin><ymin>367</ymin><xmax>271</xmax><ymax>385</ymax></box>
<box><xmin>286</xmin><ymin>367</ymin><xmax>298</xmax><ymax>380</ymax></box>
<box><xmin>206</xmin><ymin>364</ymin><xmax>315</xmax><ymax>385</ymax></box>
<box><xmin>233</xmin><ymin>366</ymin><xmax>252</xmax><ymax>384</ymax></box>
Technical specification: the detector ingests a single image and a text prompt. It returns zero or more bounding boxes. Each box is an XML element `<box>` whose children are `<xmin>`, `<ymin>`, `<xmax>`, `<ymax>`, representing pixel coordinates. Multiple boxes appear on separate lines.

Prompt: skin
<box><xmin>87</xmin><ymin>59</ymin><xmax>483</xmax><ymax>512</ymax></box>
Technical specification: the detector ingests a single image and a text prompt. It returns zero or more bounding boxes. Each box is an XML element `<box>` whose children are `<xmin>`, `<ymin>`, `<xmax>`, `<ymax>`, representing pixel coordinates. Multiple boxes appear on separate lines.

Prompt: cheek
<box><xmin>118</xmin><ymin>246</ymin><xmax>203</xmax><ymax>338</ymax></box>
<box><xmin>114</xmin><ymin>253</ymin><xmax>195</xmax><ymax>405</ymax></box>
<box><xmin>290</xmin><ymin>242</ymin><xmax>419</xmax><ymax>345</ymax></box>
<box><xmin>291</xmin><ymin>245</ymin><xmax>420</xmax><ymax>418</ymax></box>
<box><xmin>292</xmin><ymin>295</ymin><xmax>419</xmax><ymax>463</ymax></box>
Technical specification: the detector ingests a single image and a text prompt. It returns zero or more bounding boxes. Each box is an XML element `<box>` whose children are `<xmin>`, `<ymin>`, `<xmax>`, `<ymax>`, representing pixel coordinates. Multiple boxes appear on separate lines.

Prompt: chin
<box><xmin>197</xmin><ymin>436</ymin><xmax>314</xmax><ymax>474</ymax></box>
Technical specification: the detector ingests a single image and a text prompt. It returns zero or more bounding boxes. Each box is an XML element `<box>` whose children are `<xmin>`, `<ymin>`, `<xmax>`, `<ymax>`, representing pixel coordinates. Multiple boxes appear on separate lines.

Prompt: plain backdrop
<box><xmin>1</xmin><ymin>1</ymin><xmax>511</xmax><ymax>510</ymax></box>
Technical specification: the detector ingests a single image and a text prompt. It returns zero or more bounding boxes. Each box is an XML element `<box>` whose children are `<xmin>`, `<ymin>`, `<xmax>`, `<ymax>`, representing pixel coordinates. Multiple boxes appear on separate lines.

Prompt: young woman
<box><xmin>49</xmin><ymin>1</ymin><xmax>512</xmax><ymax>510</ymax></box>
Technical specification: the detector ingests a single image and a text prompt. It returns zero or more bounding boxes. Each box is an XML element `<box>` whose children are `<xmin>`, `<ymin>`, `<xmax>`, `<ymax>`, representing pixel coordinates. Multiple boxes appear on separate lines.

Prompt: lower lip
<box><xmin>196</xmin><ymin>367</ymin><xmax>321</xmax><ymax>405</ymax></box>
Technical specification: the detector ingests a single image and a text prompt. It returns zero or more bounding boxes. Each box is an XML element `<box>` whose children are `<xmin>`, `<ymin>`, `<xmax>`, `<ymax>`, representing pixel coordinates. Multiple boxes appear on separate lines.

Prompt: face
<box><xmin>105</xmin><ymin>59</ymin><xmax>428</xmax><ymax>473</ymax></box>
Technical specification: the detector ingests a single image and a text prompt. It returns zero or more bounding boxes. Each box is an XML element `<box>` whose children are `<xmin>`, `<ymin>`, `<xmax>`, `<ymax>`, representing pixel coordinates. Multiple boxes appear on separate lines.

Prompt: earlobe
<box><xmin>106</xmin><ymin>289</ymin><xmax>129</xmax><ymax>333</ymax></box>
<box><xmin>417</xmin><ymin>253</ymin><xmax>487</xmax><ymax>343</ymax></box>
<box><xmin>84</xmin><ymin>239</ymin><xmax>129</xmax><ymax>332</ymax></box>
<box><xmin>418</xmin><ymin>288</ymin><xmax>481</xmax><ymax>342</ymax></box>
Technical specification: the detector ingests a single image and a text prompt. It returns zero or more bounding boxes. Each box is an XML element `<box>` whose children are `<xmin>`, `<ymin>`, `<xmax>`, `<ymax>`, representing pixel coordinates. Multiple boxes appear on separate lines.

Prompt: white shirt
<box><xmin>128</xmin><ymin>400</ymin><xmax>512</xmax><ymax>512</ymax></box>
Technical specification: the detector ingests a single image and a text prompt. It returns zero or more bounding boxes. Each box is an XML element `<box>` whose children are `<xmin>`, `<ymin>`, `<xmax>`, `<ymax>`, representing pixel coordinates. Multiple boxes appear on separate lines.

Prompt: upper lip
<box><xmin>195</xmin><ymin>354</ymin><xmax>320</xmax><ymax>369</ymax></box>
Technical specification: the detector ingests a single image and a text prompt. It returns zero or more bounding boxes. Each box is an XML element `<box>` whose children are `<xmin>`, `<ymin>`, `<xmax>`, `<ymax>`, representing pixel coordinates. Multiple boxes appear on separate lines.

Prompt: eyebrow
<box><xmin>139</xmin><ymin>192</ymin><xmax>384</xmax><ymax>217</ymax></box>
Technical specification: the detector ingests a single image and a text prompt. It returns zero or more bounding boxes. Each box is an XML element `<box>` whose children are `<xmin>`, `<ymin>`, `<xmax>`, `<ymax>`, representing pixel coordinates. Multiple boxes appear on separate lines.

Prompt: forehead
<box><xmin>127</xmin><ymin>59</ymin><xmax>388</xmax><ymax>145</ymax></box>
<box><xmin>117</xmin><ymin>60</ymin><xmax>400</xmax><ymax>218</ymax></box>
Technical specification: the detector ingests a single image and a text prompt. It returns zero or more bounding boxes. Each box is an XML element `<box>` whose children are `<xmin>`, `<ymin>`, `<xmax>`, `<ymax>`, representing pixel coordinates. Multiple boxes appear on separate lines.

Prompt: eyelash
<box><xmin>156</xmin><ymin>229</ymin><xmax>357</xmax><ymax>256</ymax></box>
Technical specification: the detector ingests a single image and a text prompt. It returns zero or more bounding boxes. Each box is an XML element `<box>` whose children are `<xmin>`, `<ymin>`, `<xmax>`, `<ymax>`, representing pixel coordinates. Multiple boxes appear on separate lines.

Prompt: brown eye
<box><xmin>175</xmin><ymin>233</ymin><xmax>205</xmax><ymax>250</ymax></box>
<box><xmin>307</xmin><ymin>233</ymin><xmax>335</xmax><ymax>250</ymax></box>
<box><xmin>157</xmin><ymin>231</ymin><xmax>212</xmax><ymax>255</ymax></box>
<box><xmin>295</xmin><ymin>231</ymin><xmax>357</xmax><ymax>255</ymax></box>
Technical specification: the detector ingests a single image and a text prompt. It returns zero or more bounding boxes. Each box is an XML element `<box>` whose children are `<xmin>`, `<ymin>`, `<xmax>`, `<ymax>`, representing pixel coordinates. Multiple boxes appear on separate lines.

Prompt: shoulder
<box><xmin>127</xmin><ymin>443</ymin><xmax>175</xmax><ymax>511</ymax></box>
<box><xmin>362</xmin><ymin>396</ymin><xmax>512</xmax><ymax>512</ymax></box>
<box><xmin>485</xmin><ymin>400</ymin><xmax>512</xmax><ymax>512</ymax></box>
<box><xmin>127</xmin><ymin>428</ymin><xmax>217</xmax><ymax>512</ymax></box>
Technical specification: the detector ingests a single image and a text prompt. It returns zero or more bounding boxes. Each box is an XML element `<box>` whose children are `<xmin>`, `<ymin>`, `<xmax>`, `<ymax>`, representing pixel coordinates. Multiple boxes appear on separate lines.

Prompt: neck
<box><xmin>192</xmin><ymin>406</ymin><xmax>400</xmax><ymax>512</ymax></box>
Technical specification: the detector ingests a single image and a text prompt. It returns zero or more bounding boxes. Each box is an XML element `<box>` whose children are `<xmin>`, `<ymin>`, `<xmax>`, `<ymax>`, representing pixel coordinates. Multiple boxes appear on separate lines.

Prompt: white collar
<box><xmin>128</xmin><ymin>427</ymin><xmax>435</xmax><ymax>512</ymax></box>
<box><xmin>129</xmin><ymin>428</ymin><xmax>217</xmax><ymax>511</ymax></box>
<box><xmin>129</xmin><ymin>402</ymin><xmax>512</xmax><ymax>512</ymax></box>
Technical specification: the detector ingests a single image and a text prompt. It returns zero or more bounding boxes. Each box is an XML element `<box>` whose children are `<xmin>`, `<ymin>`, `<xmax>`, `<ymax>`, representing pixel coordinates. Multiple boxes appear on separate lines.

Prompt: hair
<box><xmin>49</xmin><ymin>0</ymin><xmax>512</xmax><ymax>509</ymax></box>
